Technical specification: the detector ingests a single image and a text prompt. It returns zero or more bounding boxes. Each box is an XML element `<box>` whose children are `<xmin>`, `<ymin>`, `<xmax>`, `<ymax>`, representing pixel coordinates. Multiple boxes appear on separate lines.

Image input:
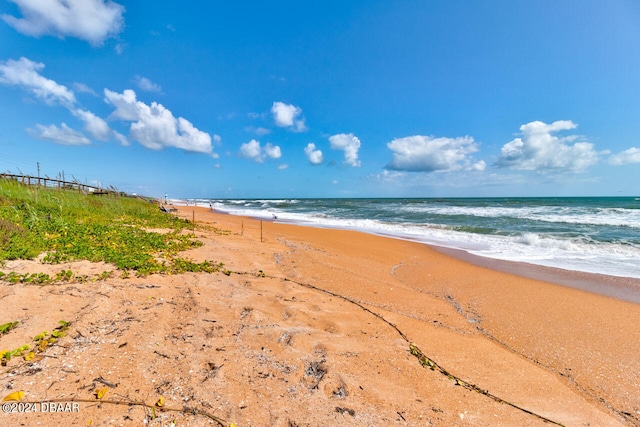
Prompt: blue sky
<box><xmin>1</xmin><ymin>0</ymin><xmax>640</xmax><ymax>198</ymax></box>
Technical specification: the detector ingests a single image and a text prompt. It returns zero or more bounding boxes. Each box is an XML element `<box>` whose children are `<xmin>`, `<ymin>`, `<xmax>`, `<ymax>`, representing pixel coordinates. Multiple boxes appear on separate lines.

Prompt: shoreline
<box><xmin>195</xmin><ymin>196</ymin><xmax>640</xmax><ymax>282</ymax></box>
<box><xmin>432</xmin><ymin>246</ymin><xmax>640</xmax><ymax>304</ymax></box>
<box><xmin>203</xmin><ymin>205</ymin><xmax>640</xmax><ymax>304</ymax></box>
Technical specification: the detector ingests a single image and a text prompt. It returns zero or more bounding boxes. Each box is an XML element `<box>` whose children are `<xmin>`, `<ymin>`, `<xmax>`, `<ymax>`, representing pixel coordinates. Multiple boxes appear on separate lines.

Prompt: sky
<box><xmin>1</xmin><ymin>0</ymin><xmax>640</xmax><ymax>199</ymax></box>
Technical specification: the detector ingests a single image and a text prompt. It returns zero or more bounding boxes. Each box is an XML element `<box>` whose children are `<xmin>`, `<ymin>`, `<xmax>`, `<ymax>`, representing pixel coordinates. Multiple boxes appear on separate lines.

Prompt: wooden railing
<box><xmin>0</xmin><ymin>173</ymin><xmax>118</xmax><ymax>195</ymax></box>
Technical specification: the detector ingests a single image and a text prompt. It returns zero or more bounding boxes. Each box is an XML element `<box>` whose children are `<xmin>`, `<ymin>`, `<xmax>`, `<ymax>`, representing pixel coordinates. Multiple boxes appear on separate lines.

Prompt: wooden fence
<box><xmin>0</xmin><ymin>173</ymin><xmax>118</xmax><ymax>195</ymax></box>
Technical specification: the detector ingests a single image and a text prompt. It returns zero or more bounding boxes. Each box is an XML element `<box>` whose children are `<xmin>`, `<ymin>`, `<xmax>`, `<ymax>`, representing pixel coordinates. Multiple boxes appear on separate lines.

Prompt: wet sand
<box><xmin>432</xmin><ymin>246</ymin><xmax>640</xmax><ymax>304</ymax></box>
<box><xmin>0</xmin><ymin>205</ymin><xmax>638</xmax><ymax>426</ymax></box>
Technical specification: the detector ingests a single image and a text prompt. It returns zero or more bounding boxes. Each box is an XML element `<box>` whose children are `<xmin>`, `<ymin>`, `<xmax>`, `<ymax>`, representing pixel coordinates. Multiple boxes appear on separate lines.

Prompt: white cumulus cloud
<box><xmin>271</xmin><ymin>101</ymin><xmax>306</xmax><ymax>132</ymax></box>
<box><xmin>0</xmin><ymin>57</ymin><xmax>128</xmax><ymax>145</ymax></box>
<box><xmin>239</xmin><ymin>139</ymin><xmax>282</xmax><ymax>163</ymax></box>
<box><xmin>135</xmin><ymin>75</ymin><xmax>162</xmax><ymax>93</ymax></box>
<box><xmin>609</xmin><ymin>147</ymin><xmax>640</xmax><ymax>165</ymax></box>
<box><xmin>0</xmin><ymin>57</ymin><xmax>213</xmax><ymax>154</ymax></box>
<box><xmin>72</xmin><ymin>109</ymin><xmax>111</xmax><ymax>141</ymax></box>
<box><xmin>2</xmin><ymin>0</ymin><xmax>125</xmax><ymax>46</ymax></box>
<box><xmin>329</xmin><ymin>133</ymin><xmax>361</xmax><ymax>167</ymax></box>
<box><xmin>496</xmin><ymin>120</ymin><xmax>599</xmax><ymax>173</ymax></box>
<box><xmin>245</xmin><ymin>126</ymin><xmax>270</xmax><ymax>136</ymax></box>
<box><xmin>113</xmin><ymin>130</ymin><xmax>129</xmax><ymax>146</ymax></box>
<box><xmin>264</xmin><ymin>143</ymin><xmax>281</xmax><ymax>159</ymax></box>
<box><xmin>72</xmin><ymin>82</ymin><xmax>98</xmax><ymax>96</ymax></box>
<box><xmin>304</xmin><ymin>143</ymin><xmax>324</xmax><ymax>165</ymax></box>
<box><xmin>386</xmin><ymin>135</ymin><xmax>484</xmax><ymax>172</ymax></box>
<box><xmin>239</xmin><ymin>139</ymin><xmax>261</xmax><ymax>160</ymax></box>
<box><xmin>27</xmin><ymin>123</ymin><xmax>91</xmax><ymax>145</ymax></box>
<box><xmin>0</xmin><ymin>57</ymin><xmax>75</xmax><ymax>106</ymax></box>
<box><xmin>104</xmin><ymin>89</ymin><xmax>214</xmax><ymax>155</ymax></box>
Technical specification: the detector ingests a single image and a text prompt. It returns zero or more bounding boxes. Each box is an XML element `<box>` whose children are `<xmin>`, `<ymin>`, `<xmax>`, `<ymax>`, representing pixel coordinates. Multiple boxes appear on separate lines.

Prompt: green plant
<box><xmin>0</xmin><ymin>321</ymin><xmax>18</xmax><ymax>335</ymax></box>
<box><xmin>1</xmin><ymin>320</ymin><xmax>71</xmax><ymax>366</ymax></box>
<box><xmin>55</xmin><ymin>269</ymin><xmax>74</xmax><ymax>281</ymax></box>
<box><xmin>0</xmin><ymin>178</ymin><xmax>227</xmax><ymax>275</ymax></box>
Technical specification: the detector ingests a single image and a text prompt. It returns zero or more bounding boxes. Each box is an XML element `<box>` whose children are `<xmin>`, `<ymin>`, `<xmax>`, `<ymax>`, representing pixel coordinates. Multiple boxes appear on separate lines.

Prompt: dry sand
<box><xmin>1</xmin><ymin>205</ymin><xmax>639</xmax><ymax>426</ymax></box>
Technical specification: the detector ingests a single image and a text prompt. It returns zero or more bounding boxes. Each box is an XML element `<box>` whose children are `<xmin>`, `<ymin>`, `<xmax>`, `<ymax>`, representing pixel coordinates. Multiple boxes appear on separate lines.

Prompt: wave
<box><xmin>204</xmin><ymin>199</ymin><xmax>640</xmax><ymax>279</ymax></box>
<box><xmin>397</xmin><ymin>205</ymin><xmax>640</xmax><ymax>229</ymax></box>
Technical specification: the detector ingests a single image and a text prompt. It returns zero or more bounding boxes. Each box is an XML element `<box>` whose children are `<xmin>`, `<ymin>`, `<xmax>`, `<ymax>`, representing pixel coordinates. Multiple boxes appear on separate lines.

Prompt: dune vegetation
<box><xmin>0</xmin><ymin>178</ymin><xmax>225</xmax><ymax>278</ymax></box>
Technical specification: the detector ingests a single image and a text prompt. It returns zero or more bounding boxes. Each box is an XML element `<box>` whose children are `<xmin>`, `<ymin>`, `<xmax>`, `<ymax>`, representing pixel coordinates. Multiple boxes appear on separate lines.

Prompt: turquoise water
<box><xmin>197</xmin><ymin>197</ymin><xmax>640</xmax><ymax>279</ymax></box>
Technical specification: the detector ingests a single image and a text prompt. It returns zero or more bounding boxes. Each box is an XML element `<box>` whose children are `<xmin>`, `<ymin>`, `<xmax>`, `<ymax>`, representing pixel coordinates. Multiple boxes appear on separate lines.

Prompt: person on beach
<box><xmin>209</xmin><ymin>201</ymin><xmax>213</xmax><ymax>210</ymax></box>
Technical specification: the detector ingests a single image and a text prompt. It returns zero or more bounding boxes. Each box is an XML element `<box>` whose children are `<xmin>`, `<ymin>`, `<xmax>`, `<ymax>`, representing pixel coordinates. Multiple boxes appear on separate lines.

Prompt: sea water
<box><xmin>193</xmin><ymin>197</ymin><xmax>640</xmax><ymax>279</ymax></box>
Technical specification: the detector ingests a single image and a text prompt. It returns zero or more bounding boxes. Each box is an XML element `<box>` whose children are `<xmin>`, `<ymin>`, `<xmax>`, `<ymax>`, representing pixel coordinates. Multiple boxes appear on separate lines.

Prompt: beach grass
<box><xmin>0</xmin><ymin>178</ymin><xmax>222</xmax><ymax>276</ymax></box>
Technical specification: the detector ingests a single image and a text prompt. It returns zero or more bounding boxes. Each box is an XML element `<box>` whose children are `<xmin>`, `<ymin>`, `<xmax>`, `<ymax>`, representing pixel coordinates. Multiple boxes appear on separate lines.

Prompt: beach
<box><xmin>1</xmin><ymin>205</ymin><xmax>639</xmax><ymax>426</ymax></box>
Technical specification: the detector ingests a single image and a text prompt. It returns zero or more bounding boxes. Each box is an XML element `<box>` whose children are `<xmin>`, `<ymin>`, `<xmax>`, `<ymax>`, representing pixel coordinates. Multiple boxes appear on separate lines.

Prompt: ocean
<box><xmin>192</xmin><ymin>197</ymin><xmax>640</xmax><ymax>280</ymax></box>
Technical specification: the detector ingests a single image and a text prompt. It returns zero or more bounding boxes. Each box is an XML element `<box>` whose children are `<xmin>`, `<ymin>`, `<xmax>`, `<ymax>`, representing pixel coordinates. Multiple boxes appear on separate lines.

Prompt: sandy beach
<box><xmin>1</xmin><ymin>205</ymin><xmax>639</xmax><ymax>426</ymax></box>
